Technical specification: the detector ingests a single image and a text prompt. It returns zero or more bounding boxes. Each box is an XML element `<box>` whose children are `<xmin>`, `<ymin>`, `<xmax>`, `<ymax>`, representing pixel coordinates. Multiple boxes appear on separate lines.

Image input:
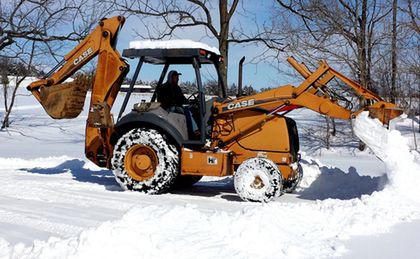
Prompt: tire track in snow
<box><xmin>0</xmin><ymin>209</ymin><xmax>84</xmax><ymax>238</ymax></box>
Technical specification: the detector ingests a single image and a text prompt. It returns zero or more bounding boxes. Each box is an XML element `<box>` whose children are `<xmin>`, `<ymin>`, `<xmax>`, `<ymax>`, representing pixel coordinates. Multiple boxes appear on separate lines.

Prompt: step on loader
<box><xmin>27</xmin><ymin>16</ymin><xmax>403</xmax><ymax>202</ymax></box>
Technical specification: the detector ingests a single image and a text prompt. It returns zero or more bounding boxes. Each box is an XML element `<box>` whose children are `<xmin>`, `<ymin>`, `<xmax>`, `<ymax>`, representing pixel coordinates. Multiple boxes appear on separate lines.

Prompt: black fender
<box><xmin>112</xmin><ymin>111</ymin><xmax>185</xmax><ymax>147</ymax></box>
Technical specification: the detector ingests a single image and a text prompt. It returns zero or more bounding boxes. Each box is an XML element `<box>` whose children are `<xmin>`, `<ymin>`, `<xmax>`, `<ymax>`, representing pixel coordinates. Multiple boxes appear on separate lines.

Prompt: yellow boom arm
<box><xmin>214</xmin><ymin>57</ymin><xmax>402</xmax><ymax>122</ymax></box>
<box><xmin>211</xmin><ymin>57</ymin><xmax>402</xmax><ymax>147</ymax></box>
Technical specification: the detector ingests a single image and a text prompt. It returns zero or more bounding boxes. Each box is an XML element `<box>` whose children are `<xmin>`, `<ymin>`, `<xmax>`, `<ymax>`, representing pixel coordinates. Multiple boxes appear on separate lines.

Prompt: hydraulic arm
<box><xmin>27</xmin><ymin>16</ymin><xmax>129</xmax><ymax>167</ymax></box>
<box><xmin>211</xmin><ymin>57</ymin><xmax>403</xmax><ymax>148</ymax></box>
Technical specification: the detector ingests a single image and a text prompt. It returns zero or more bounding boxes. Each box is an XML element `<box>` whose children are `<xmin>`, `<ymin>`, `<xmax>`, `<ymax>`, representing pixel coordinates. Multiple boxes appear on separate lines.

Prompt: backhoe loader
<box><xmin>27</xmin><ymin>16</ymin><xmax>402</xmax><ymax>202</ymax></box>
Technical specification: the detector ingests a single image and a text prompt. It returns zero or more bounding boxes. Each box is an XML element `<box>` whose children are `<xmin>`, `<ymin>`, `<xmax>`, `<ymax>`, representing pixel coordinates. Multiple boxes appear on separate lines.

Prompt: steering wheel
<box><xmin>187</xmin><ymin>92</ymin><xmax>199</xmax><ymax>106</ymax></box>
<box><xmin>186</xmin><ymin>92</ymin><xmax>200</xmax><ymax>117</ymax></box>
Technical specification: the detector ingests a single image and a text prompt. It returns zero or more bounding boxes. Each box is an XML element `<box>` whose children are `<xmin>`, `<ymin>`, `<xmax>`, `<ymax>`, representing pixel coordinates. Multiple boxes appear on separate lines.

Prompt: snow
<box><xmin>354</xmin><ymin>112</ymin><xmax>420</xmax><ymax>193</ymax></box>
<box><xmin>129</xmin><ymin>39</ymin><xmax>221</xmax><ymax>55</ymax></box>
<box><xmin>1</xmin><ymin>84</ymin><xmax>420</xmax><ymax>258</ymax></box>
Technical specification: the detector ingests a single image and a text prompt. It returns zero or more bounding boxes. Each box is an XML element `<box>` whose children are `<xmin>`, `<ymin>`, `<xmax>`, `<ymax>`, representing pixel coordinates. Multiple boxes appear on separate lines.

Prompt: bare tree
<box><xmin>270</xmin><ymin>0</ymin><xmax>397</xmax><ymax>150</ymax></box>
<box><xmin>390</xmin><ymin>0</ymin><xmax>419</xmax><ymax>138</ymax></box>
<box><xmin>1</xmin><ymin>43</ymin><xmax>37</xmax><ymax>129</ymax></box>
<box><xmin>399</xmin><ymin>0</ymin><xmax>419</xmax><ymax>113</ymax></box>
<box><xmin>273</xmin><ymin>0</ymin><xmax>393</xmax><ymax>93</ymax></box>
<box><xmin>109</xmin><ymin>0</ymin><xmax>284</xmax><ymax>85</ymax></box>
<box><xmin>400</xmin><ymin>0</ymin><xmax>420</xmax><ymax>34</ymax></box>
<box><xmin>273</xmin><ymin>0</ymin><xmax>419</xmax><ymax>149</ymax></box>
<box><xmin>0</xmin><ymin>0</ymin><xmax>109</xmax><ymax>129</ymax></box>
<box><xmin>0</xmin><ymin>0</ymin><xmax>108</xmax><ymax>53</ymax></box>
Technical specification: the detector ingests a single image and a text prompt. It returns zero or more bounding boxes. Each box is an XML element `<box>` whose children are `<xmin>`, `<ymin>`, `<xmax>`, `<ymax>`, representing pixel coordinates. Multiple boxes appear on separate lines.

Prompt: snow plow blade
<box><xmin>366</xmin><ymin>101</ymin><xmax>404</xmax><ymax>126</ymax></box>
<box><xmin>33</xmin><ymin>75</ymin><xmax>90</xmax><ymax>119</ymax></box>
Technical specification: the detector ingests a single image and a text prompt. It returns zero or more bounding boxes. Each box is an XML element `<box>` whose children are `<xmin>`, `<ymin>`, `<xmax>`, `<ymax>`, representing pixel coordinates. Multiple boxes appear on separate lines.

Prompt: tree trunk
<box><xmin>1</xmin><ymin>76</ymin><xmax>23</xmax><ymax>129</ymax></box>
<box><xmin>1</xmin><ymin>83</ymin><xmax>10</xmax><ymax>128</ymax></box>
<box><xmin>3</xmin><ymin>86</ymin><xmax>8</xmax><ymax>113</ymax></box>
<box><xmin>1</xmin><ymin>114</ymin><xmax>9</xmax><ymax>129</ymax></box>
<box><xmin>218</xmin><ymin>41</ymin><xmax>228</xmax><ymax>94</ymax></box>
<box><xmin>418</xmin><ymin>96</ymin><xmax>420</xmax><ymax>133</ymax></box>
<box><xmin>412</xmin><ymin>118</ymin><xmax>418</xmax><ymax>151</ymax></box>
<box><xmin>325</xmin><ymin>116</ymin><xmax>331</xmax><ymax>150</ymax></box>
<box><xmin>390</xmin><ymin>0</ymin><xmax>398</xmax><ymax>103</ymax></box>
<box><xmin>218</xmin><ymin>0</ymin><xmax>229</xmax><ymax>92</ymax></box>
<box><xmin>1</xmin><ymin>75</ymin><xmax>9</xmax><ymax>128</ymax></box>
<box><xmin>358</xmin><ymin>0</ymin><xmax>369</xmax><ymax>90</ymax></box>
<box><xmin>331</xmin><ymin>118</ymin><xmax>336</xmax><ymax>137</ymax></box>
<box><xmin>357</xmin><ymin>0</ymin><xmax>369</xmax><ymax>150</ymax></box>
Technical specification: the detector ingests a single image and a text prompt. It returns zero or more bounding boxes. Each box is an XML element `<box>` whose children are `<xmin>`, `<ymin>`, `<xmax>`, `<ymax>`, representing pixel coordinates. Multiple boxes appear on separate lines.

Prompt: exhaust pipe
<box><xmin>237</xmin><ymin>56</ymin><xmax>245</xmax><ymax>97</ymax></box>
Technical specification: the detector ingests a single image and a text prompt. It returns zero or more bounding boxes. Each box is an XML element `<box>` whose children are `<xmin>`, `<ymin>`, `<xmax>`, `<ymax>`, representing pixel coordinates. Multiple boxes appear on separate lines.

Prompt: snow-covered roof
<box><xmin>129</xmin><ymin>40</ymin><xmax>220</xmax><ymax>55</ymax></box>
<box><xmin>121</xmin><ymin>84</ymin><xmax>152</xmax><ymax>89</ymax></box>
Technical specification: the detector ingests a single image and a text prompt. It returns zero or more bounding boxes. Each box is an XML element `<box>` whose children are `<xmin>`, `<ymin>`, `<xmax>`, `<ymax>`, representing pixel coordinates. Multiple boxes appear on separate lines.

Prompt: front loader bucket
<box><xmin>39</xmin><ymin>76</ymin><xmax>90</xmax><ymax>119</ymax></box>
<box><xmin>367</xmin><ymin>101</ymin><xmax>404</xmax><ymax>126</ymax></box>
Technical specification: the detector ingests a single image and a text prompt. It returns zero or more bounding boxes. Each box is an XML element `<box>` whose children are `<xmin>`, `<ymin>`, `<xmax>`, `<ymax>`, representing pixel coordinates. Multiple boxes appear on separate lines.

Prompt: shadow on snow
<box><xmin>20</xmin><ymin>158</ymin><xmax>388</xmax><ymax>201</ymax></box>
<box><xmin>21</xmin><ymin>159</ymin><xmax>122</xmax><ymax>191</ymax></box>
<box><xmin>298</xmin><ymin>159</ymin><xmax>388</xmax><ymax>200</ymax></box>
<box><xmin>171</xmin><ymin>177</ymin><xmax>243</xmax><ymax>202</ymax></box>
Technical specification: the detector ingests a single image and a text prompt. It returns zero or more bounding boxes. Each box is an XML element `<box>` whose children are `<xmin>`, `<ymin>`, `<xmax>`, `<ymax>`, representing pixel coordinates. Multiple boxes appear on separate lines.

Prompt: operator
<box><xmin>156</xmin><ymin>70</ymin><xmax>187</xmax><ymax>110</ymax></box>
<box><xmin>156</xmin><ymin>70</ymin><xmax>199</xmax><ymax>136</ymax></box>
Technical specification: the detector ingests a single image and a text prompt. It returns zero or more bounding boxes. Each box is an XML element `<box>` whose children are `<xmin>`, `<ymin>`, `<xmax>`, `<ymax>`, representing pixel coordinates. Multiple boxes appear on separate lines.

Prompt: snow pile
<box><xmin>353</xmin><ymin>112</ymin><xmax>420</xmax><ymax>193</ymax></box>
<box><xmin>129</xmin><ymin>39</ymin><xmax>220</xmax><ymax>55</ymax></box>
<box><xmin>4</xmin><ymin>179</ymin><xmax>419</xmax><ymax>259</ymax></box>
<box><xmin>1</xmin><ymin>204</ymin><xmax>347</xmax><ymax>259</ymax></box>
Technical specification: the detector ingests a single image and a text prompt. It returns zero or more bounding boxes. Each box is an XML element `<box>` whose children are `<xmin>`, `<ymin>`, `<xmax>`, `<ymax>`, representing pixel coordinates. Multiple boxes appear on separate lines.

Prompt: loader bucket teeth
<box><xmin>39</xmin><ymin>75</ymin><xmax>90</xmax><ymax>119</ymax></box>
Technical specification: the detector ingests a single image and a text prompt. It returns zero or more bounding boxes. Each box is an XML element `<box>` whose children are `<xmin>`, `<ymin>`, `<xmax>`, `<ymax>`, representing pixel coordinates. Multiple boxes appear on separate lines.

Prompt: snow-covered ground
<box><xmin>1</xmin><ymin>81</ymin><xmax>420</xmax><ymax>258</ymax></box>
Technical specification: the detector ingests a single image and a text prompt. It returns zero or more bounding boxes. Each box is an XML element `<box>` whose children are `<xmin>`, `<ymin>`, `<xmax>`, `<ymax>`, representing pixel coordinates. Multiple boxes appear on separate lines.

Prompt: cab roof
<box><xmin>122</xmin><ymin>48</ymin><xmax>222</xmax><ymax>65</ymax></box>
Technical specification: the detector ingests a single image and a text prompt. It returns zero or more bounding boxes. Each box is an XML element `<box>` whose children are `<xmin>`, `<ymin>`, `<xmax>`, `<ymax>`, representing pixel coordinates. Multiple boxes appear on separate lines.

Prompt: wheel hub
<box><xmin>251</xmin><ymin>176</ymin><xmax>265</xmax><ymax>189</ymax></box>
<box><xmin>124</xmin><ymin>144</ymin><xmax>158</xmax><ymax>181</ymax></box>
<box><xmin>134</xmin><ymin>154</ymin><xmax>152</xmax><ymax>170</ymax></box>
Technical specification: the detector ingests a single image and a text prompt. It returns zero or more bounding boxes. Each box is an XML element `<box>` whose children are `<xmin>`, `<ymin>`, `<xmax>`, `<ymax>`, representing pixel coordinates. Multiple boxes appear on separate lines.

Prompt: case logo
<box><xmin>73</xmin><ymin>47</ymin><xmax>93</xmax><ymax>65</ymax></box>
<box><xmin>227</xmin><ymin>99</ymin><xmax>255</xmax><ymax>110</ymax></box>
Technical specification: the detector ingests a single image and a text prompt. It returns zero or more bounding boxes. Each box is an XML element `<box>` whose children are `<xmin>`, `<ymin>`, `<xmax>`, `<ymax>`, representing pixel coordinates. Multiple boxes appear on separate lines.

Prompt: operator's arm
<box><xmin>156</xmin><ymin>84</ymin><xmax>169</xmax><ymax>109</ymax></box>
<box><xmin>174</xmin><ymin>84</ymin><xmax>188</xmax><ymax>105</ymax></box>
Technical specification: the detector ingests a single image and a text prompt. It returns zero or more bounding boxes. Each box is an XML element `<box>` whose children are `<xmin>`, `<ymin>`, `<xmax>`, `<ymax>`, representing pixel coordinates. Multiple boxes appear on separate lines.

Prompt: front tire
<box><xmin>234</xmin><ymin>157</ymin><xmax>283</xmax><ymax>202</ymax></box>
<box><xmin>112</xmin><ymin>128</ymin><xmax>179</xmax><ymax>194</ymax></box>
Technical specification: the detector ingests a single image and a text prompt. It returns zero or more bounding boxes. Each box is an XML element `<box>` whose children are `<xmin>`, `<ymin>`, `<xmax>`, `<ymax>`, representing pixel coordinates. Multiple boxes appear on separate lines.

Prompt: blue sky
<box><xmin>113</xmin><ymin>1</ymin><xmax>294</xmax><ymax>90</ymax></box>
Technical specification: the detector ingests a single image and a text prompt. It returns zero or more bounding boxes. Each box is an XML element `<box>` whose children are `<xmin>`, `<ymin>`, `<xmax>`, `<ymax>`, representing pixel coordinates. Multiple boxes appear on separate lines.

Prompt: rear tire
<box><xmin>234</xmin><ymin>157</ymin><xmax>283</xmax><ymax>202</ymax></box>
<box><xmin>112</xmin><ymin>128</ymin><xmax>179</xmax><ymax>194</ymax></box>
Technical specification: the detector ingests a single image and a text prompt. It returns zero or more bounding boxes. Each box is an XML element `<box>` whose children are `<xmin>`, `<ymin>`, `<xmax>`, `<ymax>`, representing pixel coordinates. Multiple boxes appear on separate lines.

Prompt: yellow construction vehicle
<box><xmin>27</xmin><ymin>16</ymin><xmax>402</xmax><ymax>202</ymax></box>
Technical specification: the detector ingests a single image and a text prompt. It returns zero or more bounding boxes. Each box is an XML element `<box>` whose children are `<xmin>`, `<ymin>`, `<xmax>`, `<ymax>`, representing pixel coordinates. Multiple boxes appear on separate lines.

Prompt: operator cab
<box><xmin>117</xmin><ymin>42</ymin><xmax>226</xmax><ymax>145</ymax></box>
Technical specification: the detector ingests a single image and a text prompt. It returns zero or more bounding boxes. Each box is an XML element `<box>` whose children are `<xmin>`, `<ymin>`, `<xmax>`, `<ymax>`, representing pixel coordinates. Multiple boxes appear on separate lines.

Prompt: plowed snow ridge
<box><xmin>1</xmin><ymin>112</ymin><xmax>419</xmax><ymax>259</ymax></box>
